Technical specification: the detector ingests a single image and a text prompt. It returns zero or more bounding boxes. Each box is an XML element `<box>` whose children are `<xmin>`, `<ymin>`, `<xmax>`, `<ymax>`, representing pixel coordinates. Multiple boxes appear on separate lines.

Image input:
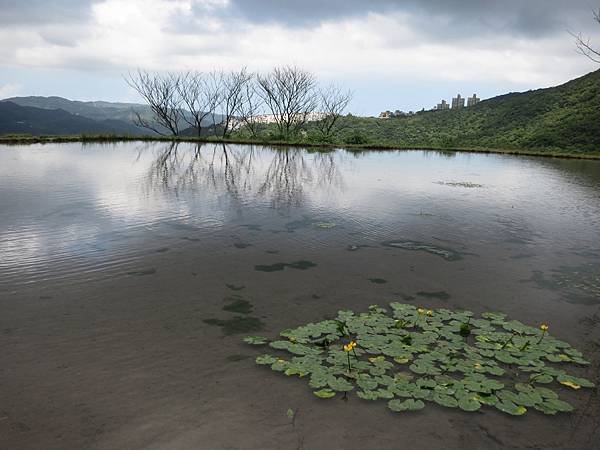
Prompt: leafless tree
<box><xmin>316</xmin><ymin>84</ymin><xmax>353</xmax><ymax>138</ymax></box>
<box><xmin>126</xmin><ymin>70</ymin><xmax>184</xmax><ymax>136</ymax></box>
<box><xmin>177</xmin><ymin>71</ymin><xmax>223</xmax><ymax>137</ymax></box>
<box><xmin>572</xmin><ymin>9</ymin><xmax>600</xmax><ymax>63</ymax></box>
<box><xmin>217</xmin><ymin>68</ymin><xmax>253</xmax><ymax>138</ymax></box>
<box><xmin>256</xmin><ymin>65</ymin><xmax>319</xmax><ymax>138</ymax></box>
<box><xmin>236</xmin><ymin>78</ymin><xmax>264</xmax><ymax>138</ymax></box>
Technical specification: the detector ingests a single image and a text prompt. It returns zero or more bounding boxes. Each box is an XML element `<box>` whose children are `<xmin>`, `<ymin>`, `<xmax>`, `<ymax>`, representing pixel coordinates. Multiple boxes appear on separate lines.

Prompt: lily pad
<box><xmin>495</xmin><ymin>401</ymin><xmax>527</xmax><ymax>416</ymax></box>
<box><xmin>313</xmin><ymin>389</ymin><xmax>336</xmax><ymax>399</ymax></box>
<box><xmin>244</xmin><ymin>336</ymin><xmax>268</xmax><ymax>345</ymax></box>
<box><xmin>245</xmin><ymin>303</ymin><xmax>593</xmax><ymax>419</ymax></box>
<box><xmin>433</xmin><ymin>392</ymin><xmax>459</xmax><ymax>408</ymax></box>
<box><xmin>458</xmin><ymin>395</ymin><xmax>481</xmax><ymax>412</ymax></box>
<box><xmin>388</xmin><ymin>399</ymin><xmax>425</xmax><ymax>412</ymax></box>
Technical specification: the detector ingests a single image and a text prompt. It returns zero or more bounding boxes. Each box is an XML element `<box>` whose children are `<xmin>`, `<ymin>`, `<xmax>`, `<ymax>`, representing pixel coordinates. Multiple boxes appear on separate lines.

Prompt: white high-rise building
<box><xmin>452</xmin><ymin>94</ymin><xmax>465</xmax><ymax>109</ymax></box>
<box><xmin>467</xmin><ymin>94</ymin><xmax>481</xmax><ymax>107</ymax></box>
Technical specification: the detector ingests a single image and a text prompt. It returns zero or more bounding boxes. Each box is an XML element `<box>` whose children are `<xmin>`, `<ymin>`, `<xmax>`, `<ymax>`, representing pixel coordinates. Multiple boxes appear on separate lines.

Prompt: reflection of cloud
<box><xmin>2</xmin><ymin>142</ymin><xmax>599</xmax><ymax>288</ymax></box>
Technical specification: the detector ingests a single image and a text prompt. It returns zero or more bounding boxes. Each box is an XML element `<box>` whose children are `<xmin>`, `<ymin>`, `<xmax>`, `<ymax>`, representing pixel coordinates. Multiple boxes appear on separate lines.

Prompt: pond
<box><xmin>0</xmin><ymin>142</ymin><xmax>599</xmax><ymax>449</ymax></box>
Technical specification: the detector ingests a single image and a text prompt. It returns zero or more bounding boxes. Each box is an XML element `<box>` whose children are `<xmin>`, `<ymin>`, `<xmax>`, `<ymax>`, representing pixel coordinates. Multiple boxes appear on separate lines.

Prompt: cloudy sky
<box><xmin>0</xmin><ymin>0</ymin><xmax>598</xmax><ymax>115</ymax></box>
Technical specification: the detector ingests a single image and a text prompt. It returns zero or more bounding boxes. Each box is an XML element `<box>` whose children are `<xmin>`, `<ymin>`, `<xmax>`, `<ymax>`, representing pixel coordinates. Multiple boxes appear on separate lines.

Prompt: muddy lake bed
<box><xmin>1</xmin><ymin>142</ymin><xmax>599</xmax><ymax>449</ymax></box>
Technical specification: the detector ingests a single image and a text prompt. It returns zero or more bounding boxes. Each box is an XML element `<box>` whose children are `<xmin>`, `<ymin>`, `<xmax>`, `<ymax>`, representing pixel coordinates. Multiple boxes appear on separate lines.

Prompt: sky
<box><xmin>0</xmin><ymin>0</ymin><xmax>599</xmax><ymax>116</ymax></box>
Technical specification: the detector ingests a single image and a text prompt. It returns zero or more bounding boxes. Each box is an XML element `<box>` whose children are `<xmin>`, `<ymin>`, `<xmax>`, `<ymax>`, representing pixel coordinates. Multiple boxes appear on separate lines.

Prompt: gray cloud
<box><xmin>223</xmin><ymin>0</ymin><xmax>595</xmax><ymax>38</ymax></box>
<box><xmin>0</xmin><ymin>0</ymin><xmax>99</xmax><ymax>25</ymax></box>
<box><xmin>2</xmin><ymin>0</ymin><xmax>596</xmax><ymax>39</ymax></box>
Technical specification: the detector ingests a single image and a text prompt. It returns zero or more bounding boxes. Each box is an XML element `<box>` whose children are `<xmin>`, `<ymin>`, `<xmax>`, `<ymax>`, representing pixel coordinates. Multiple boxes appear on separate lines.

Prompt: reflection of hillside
<box><xmin>142</xmin><ymin>143</ymin><xmax>345</xmax><ymax>208</ymax></box>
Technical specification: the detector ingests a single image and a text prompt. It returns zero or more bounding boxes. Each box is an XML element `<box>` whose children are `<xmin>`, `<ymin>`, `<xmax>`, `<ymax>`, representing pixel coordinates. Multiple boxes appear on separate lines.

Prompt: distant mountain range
<box><xmin>0</xmin><ymin>101</ymin><xmax>145</xmax><ymax>136</ymax></box>
<box><xmin>0</xmin><ymin>96</ymin><xmax>221</xmax><ymax>136</ymax></box>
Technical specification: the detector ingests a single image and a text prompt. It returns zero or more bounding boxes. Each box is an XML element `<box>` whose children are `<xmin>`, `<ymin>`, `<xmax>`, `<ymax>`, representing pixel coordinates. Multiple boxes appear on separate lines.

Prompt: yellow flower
<box><xmin>417</xmin><ymin>308</ymin><xmax>426</xmax><ymax>315</ymax></box>
<box><xmin>540</xmin><ymin>324</ymin><xmax>549</xmax><ymax>332</ymax></box>
<box><xmin>343</xmin><ymin>340</ymin><xmax>357</xmax><ymax>352</ymax></box>
<box><xmin>426</xmin><ymin>310</ymin><xmax>433</xmax><ymax>316</ymax></box>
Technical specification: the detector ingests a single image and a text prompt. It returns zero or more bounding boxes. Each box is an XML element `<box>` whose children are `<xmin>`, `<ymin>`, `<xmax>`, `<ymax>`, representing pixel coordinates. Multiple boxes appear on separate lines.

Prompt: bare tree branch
<box><xmin>236</xmin><ymin>77</ymin><xmax>264</xmax><ymax>138</ymax></box>
<box><xmin>571</xmin><ymin>8</ymin><xmax>600</xmax><ymax>63</ymax></box>
<box><xmin>256</xmin><ymin>66</ymin><xmax>318</xmax><ymax>139</ymax></box>
<box><xmin>316</xmin><ymin>84</ymin><xmax>353</xmax><ymax>138</ymax></box>
<box><xmin>125</xmin><ymin>70</ymin><xmax>184</xmax><ymax>136</ymax></box>
<box><xmin>177</xmin><ymin>71</ymin><xmax>223</xmax><ymax>137</ymax></box>
<box><xmin>218</xmin><ymin>68</ymin><xmax>253</xmax><ymax>138</ymax></box>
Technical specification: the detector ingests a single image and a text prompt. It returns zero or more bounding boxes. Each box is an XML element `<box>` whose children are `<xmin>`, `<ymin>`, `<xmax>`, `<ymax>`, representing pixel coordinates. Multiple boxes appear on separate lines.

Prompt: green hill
<box><xmin>334</xmin><ymin>69</ymin><xmax>600</xmax><ymax>154</ymax></box>
<box><xmin>1</xmin><ymin>96</ymin><xmax>221</xmax><ymax>135</ymax></box>
<box><xmin>0</xmin><ymin>101</ymin><xmax>144</xmax><ymax>136</ymax></box>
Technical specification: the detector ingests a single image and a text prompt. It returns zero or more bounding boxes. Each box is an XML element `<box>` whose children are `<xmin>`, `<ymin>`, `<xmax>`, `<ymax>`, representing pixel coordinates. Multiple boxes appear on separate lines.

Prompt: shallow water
<box><xmin>1</xmin><ymin>142</ymin><xmax>599</xmax><ymax>450</ymax></box>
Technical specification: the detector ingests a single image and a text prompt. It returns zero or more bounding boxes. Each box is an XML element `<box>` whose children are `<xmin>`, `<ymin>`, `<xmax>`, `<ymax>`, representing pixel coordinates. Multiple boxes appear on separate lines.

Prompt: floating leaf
<box><xmin>314</xmin><ymin>222</ymin><xmax>336</xmax><ymax>229</ymax></box>
<box><xmin>244</xmin><ymin>335</ymin><xmax>268</xmax><ymax>345</ymax></box>
<box><xmin>559</xmin><ymin>380</ymin><xmax>581</xmax><ymax>390</ymax></box>
<box><xmin>357</xmin><ymin>377</ymin><xmax>378</xmax><ymax>391</ymax></box>
<box><xmin>255</xmin><ymin>354</ymin><xmax>277</xmax><ymax>365</ymax></box>
<box><xmin>544</xmin><ymin>398</ymin><xmax>574</xmax><ymax>412</ymax></box>
<box><xmin>458</xmin><ymin>395</ymin><xmax>481</xmax><ymax>411</ymax></box>
<box><xmin>433</xmin><ymin>392</ymin><xmax>459</xmax><ymax>408</ymax></box>
<box><xmin>530</xmin><ymin>373</ymin><xmax>553</xmax><ymax>384</ymax></box>
<box><xmin>313</xmin><ymin>389</ymin><xmax>336</xmax><ymax>399</ymax></box>
<box><xmin>474</xmin><ymin>394</ymin><xmax>497</xmax><ymax>406</ymax></box>
<box><xmin>328</xmin><ymin>377</ymin><xmax>354</xmax><ymax>392</ymax></box>
<box><xmin>388</xmin><ymin>399</ymin><xmax>425</xmax><ymax>412</ymax></box>
<box><xmin>557</xmin><ymin>375</ymin><xmax>594</xmax><ymax>389</ymax></box>
<box><xmin>357</xmin><ymin>390</ymin><xmax>379</xmax><ymax>400</ymax></box>
<box><xmin>393</xmin><ymin>356</ymin><xmax>412</xmax><ymax>364</ymax></box>
<box><xmin>496</xmin><ymin>401</ymin><xmax>527</xmax><ymax>416</ymax></box>
<box><xmin>249</xmin><ymin>303</ymin><xmax>592</xmax><ymax>419</ymax></box>
<box><xmin>534</xmin><ymin>387</ymin><xmax>559</xmax><ymax>399</ymax></box>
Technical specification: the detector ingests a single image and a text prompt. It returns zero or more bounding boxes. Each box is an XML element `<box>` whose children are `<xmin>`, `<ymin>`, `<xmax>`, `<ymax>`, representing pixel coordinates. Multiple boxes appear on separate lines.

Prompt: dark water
<box><xmin>1</xmin><ymin>142</ymin><xmax>599</xmax><ymax>450</ymax></box>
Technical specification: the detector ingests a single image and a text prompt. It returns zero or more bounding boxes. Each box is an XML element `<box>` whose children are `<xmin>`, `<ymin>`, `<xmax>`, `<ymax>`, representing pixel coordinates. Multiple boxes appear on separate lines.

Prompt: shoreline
<box><xmin>1</xmin><ymin>134</ymin><xmax>600</xmax><ymax>160</ymax></box>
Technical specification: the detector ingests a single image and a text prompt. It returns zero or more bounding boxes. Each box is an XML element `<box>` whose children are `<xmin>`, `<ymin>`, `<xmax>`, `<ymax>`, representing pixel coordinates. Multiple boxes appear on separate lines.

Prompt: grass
<box><xmin>1</xmin><ymin>133</ymin><xmax>599</xmax><ymax>160</ymax></box>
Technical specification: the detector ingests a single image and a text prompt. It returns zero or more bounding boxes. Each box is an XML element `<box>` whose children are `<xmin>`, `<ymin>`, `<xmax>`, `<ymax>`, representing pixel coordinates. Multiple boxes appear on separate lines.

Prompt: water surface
<box><xmin>0</xmin><ymin>142</ymin><xmax>599</xmax><ymax>450</ymax></box>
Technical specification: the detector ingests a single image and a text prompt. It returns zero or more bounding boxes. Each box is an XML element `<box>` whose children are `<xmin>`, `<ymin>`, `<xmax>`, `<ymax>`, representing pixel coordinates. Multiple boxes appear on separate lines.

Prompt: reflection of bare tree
<box><xmin>312</xmin><ymin>151</ymin><xmax>343</xmax><ymax>188</ymax></box>
<box><xmin>141</xmin><ymin>143</ymin><xmax>345</xmax><ymax>208</ymax></box>
<box><xmin>259</xmin><ymin>149</ymin><xmax>310</xmax><ymax>208</ymax></box>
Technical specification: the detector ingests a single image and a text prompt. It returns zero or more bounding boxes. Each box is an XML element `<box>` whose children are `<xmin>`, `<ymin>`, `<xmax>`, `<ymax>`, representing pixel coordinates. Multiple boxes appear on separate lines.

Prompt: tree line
<box><xmin>126</xmin><ymin>66</ymin><xmax>352</xmax><ymax>140</ymax></box>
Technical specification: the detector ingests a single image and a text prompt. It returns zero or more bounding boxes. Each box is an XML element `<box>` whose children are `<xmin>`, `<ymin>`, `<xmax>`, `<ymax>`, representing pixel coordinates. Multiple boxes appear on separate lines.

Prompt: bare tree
<box><xmin>177</xmin><ymin>71</ymin><xmax>223</xmax><ymax>137</ymax></box>
<box><xmin>572</xmin><ymin>9</ymin><xmax>600</xmax><ymax>63</ymax></box>
<box><xmin>256</xmin><ymin>66</ymin><xmax>318</xmax><ymax>139</ymax></box>
<box><xmin>236</xmin><ymin>77</ymin><xmax>264</xmax><ymax>138</ymax></box>
<box><xmin>126</xmin><ymin>70</ymin><xmax>184</xmax><ymax>136</ymax></box>
<box><xmin>316</xmin><ymin>84</ymin><xmax>353</xmax><ymax>138</ymax></box>
<box><xmin>218</xmin><ymin>68</ymin><xmax>253</xmax><ymax>138</ymax></box>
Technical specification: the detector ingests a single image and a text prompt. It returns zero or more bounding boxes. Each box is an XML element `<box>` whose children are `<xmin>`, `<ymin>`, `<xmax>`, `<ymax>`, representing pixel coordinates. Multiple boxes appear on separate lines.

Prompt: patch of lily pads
<box><xmin>244</xmin><ymin>303</ymin><xmax>594</xmax><ymax>416</ymax></box>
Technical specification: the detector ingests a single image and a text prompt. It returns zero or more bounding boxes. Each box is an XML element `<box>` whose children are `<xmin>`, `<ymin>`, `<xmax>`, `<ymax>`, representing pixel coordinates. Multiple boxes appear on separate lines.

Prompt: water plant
<box><xmin>255</xmin><ymin>260</ymin><xmax>318</xmax><ymax>272</ymax></box>
<box><xmin>244</xmin><ymin>303</ymin><xmax>594</xmax><ymax>416</ymax></box>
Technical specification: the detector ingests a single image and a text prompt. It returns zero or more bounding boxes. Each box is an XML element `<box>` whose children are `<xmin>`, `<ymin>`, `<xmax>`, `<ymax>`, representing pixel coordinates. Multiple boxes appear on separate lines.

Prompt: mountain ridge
<box><xmin>334</xmin><ymin>69</ymin><xmax>600</xmax><ymax>153</ymax></box>
<box><xmin>0</xmin><ymin>101</ymin><xmax>145</xmax><ymax>136</ymax></box>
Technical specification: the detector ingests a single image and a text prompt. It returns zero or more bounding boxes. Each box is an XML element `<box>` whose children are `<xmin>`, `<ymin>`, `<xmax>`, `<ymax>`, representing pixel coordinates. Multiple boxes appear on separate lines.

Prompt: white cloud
<box><xmin>0</xmin><ymin>82</ymin><xmax>23</xmax><ymax>98</ymax></box>
<box><xmin>0</xmin><ymin>0</ymin><xmax>596</xmax><ymax>109</ymax></box>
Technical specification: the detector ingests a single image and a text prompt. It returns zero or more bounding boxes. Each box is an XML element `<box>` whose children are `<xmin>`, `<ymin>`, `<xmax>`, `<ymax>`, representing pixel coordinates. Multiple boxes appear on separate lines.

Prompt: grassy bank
<box><xmin>1</xmin><ymin>133</ymin><xmax>600</xmax><ymax>160</ymax></box>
